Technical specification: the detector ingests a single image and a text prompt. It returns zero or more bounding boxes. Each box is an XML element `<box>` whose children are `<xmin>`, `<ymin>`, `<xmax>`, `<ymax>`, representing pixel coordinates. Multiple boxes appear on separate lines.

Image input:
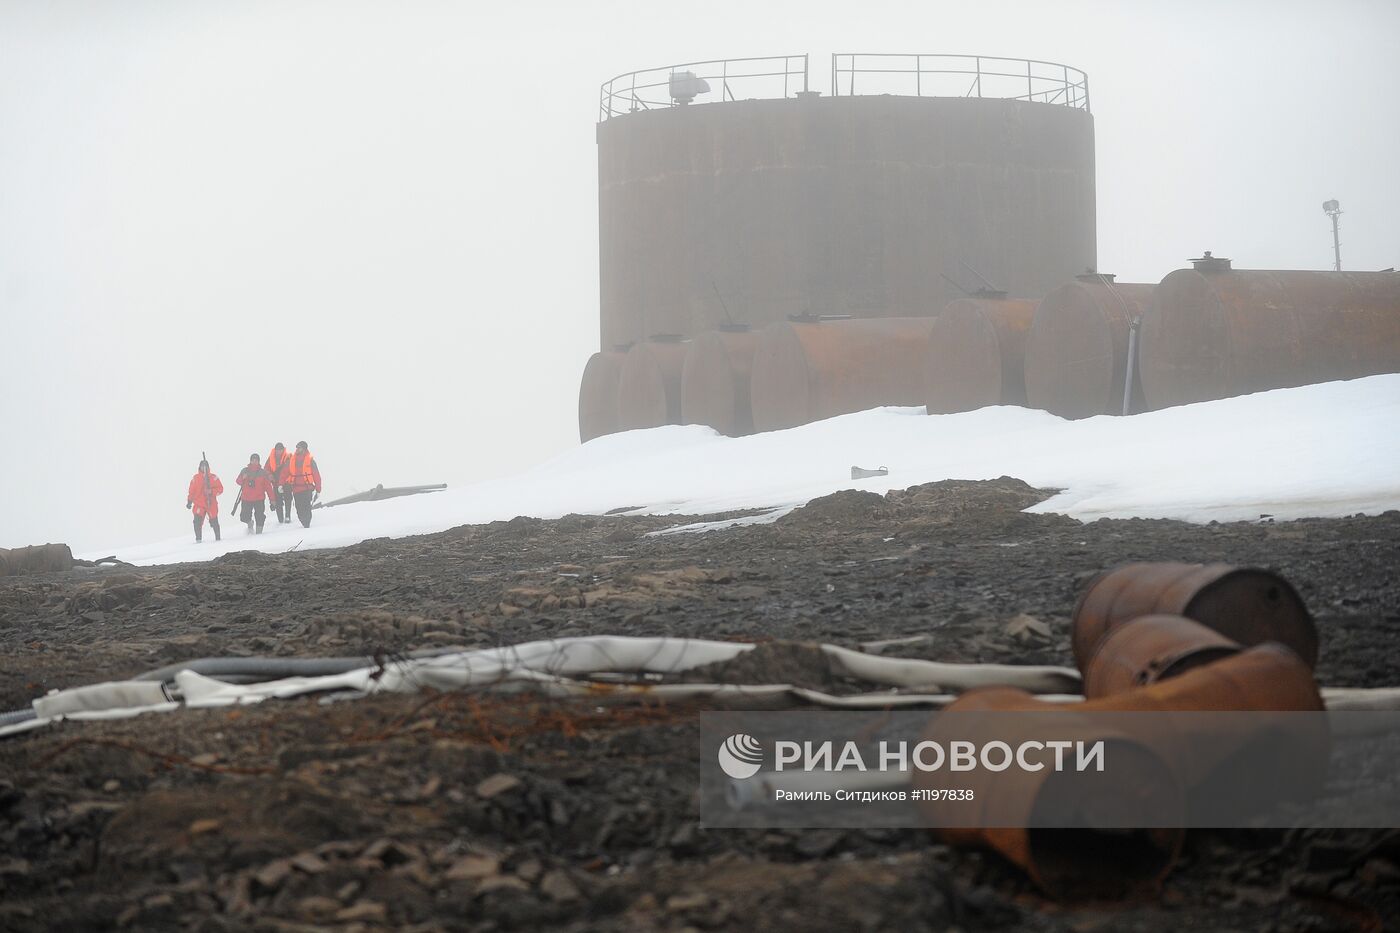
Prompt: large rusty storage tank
<box><xmin>925</xmin><ymin>298</ymin><xmax>1038</xmax><ymax>414</ymax></box>
<box><xmin>616</xmin><ymin>337</ymin><xmax>689</xmax><ymax>431</ymax></box>
<box><xmin>750</xmin><ymin>317</ymin><xmax>937</xmax><ymax>432</ymax></box>
<box><xmin>1023</xmin><ymin>275</ymin><xmax>1156</xmax><ymax>418</ymax></box>
<box><xmin>681</xmin><ymin>327</ymin><xmax>759</xmax><ymax>436</ymax></box>
<box><xmin>578</xmin><ymin>349</ymin><xmax>628</xmax><ymax>442</ymax></box>
<box><xmin>1138</xmin><ymin>258</ymin><xmax>1400</xmax><ymax>410</ymax></box>
<box><xmin>596</xmin><ymin>54</ymin><xmax>1096</xmax><ymax>348</ymax></box>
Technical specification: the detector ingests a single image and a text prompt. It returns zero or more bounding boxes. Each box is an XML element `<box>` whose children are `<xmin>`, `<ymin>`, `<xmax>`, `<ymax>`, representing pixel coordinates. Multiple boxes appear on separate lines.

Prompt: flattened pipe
<box><xmin>1071</xmin><ymin>562</ymin><xmax>1317</xmax><ymax>671</ymax></box>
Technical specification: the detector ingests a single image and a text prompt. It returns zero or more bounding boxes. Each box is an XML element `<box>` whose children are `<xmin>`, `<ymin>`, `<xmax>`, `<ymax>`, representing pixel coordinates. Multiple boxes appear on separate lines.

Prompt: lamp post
<box><xmin>1322</xmin><ymin>200</ymin><xmax>1342</xmax><ymax>272</ymax></box>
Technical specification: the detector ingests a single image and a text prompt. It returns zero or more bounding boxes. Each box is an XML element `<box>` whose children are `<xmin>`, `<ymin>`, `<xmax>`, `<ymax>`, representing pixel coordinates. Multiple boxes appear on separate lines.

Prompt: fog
<box><xmin>2</xmin><ymin>0</ymin><xmax>1396</xmax><ymax>552</ymax></box>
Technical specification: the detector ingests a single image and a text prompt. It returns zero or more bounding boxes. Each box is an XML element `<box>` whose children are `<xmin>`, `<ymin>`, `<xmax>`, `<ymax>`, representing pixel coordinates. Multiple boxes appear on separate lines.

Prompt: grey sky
<box><xmin>2</xmin><ymin>0</ymin><xmax>1396</xmax><ymax>552</ymax></box>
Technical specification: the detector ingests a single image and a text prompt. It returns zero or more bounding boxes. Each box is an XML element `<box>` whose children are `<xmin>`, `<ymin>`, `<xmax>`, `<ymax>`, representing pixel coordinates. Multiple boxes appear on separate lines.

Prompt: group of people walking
<box><xmin>185</xmin><ymin>441</ymin><xmax>322</xmax><ymax>543</ymax></box>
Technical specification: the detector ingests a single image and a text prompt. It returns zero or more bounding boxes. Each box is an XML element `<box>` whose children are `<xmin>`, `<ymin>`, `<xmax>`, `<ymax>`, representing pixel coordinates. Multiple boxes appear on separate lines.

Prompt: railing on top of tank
<box><xmin>599</xmin><ymin>55</ymin><xmax>810</xmax><ymax>121</ymax></box>
<box><xmin>830</xmin><ymin>53</ymin><xmax>1090</xmax><ymax>110</ymax></box>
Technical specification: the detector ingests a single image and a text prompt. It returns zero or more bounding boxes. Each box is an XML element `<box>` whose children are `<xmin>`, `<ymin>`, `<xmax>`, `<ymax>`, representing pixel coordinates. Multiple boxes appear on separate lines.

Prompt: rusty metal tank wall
<box><xmin>924</xmin><ymin>298</ymin><xmax>1038</xmax><ymax>414</ymax></box>
<box><xmin>598</xmin><ymin>96</ymin><xmax>1096</xmax><ymax>347</ymax></box>
<box><xmin>681</xmin><ymin>328</ymin><xmax>759</xmax><ymax>437</ymax></box>
<box><xmin>578</xmin><ymin>350</ymin><xmax>627</xmax><ymax>442</ymax></box>
<box><xmin>750</xmin><ymin>318</ymin><xmax>938</xmax><ymax>432</ymax></box>
<box><xmin>1138</xmin><ymin>269</ymin><xmax>1400</xmax><ymax>410</ymax></box>
<box><xmin>1023</xmin><ymin>281</ymin><xmax>1156</xmax><ymax>418</ymax></box>
<box><xmin>616</xmin><ymin>339</ymin><xmax>689</xmax><ymax>431</ymax></box>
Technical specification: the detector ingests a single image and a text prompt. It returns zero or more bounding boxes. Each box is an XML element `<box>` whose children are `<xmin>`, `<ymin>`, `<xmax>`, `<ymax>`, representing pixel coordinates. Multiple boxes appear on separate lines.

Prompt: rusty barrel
<box><xmin>1082</xmin><ymin>614</ymin><xmax>1241</xmax><ymax>699</ymax></box>
<box><xmin>917</xmin><ymin>687</ymin><xmax>1185</xmax><ymax>900</ymax></box>
<box><xmin>750</xmin><ymin>317</ymin><xmax>937</xmax><ymax>432</ymax></box>
<box><xmin>578</xmin><ymin>349</ymin><xmax>628</xmax><ymax>442</ymax></box>
<box><xmin>681</xmin><ymin>327</ymin><xmax>759</xmax><ymax>436</ymax></box>
<box><xmin>1071</xmin><ymin>562</ymin><xmax>1317</xmax><ymax>670</ymax></box>
<box><xmin>921</xmin><ymin>643</ymin><xmax>1325</xmax><ymax>896</ymax></box>
<box><xmin>1023</xmin><ymin>279</ymin><xmax>1156</xmax><ymax>418</ymax></box>
<box><xmin>1138</xmin><ymin>267</ymin><xmax>1400</xmax><ymax>410</ymax></box>
<box><xmin>924</xmin><ymin>298</ymin><xmax>1038</xmax><ymax>414</ymax></box>
<box><xmin>616</xmin><ymin>337</ymin><xmax>689</xmax><ymax>431</ymax></box>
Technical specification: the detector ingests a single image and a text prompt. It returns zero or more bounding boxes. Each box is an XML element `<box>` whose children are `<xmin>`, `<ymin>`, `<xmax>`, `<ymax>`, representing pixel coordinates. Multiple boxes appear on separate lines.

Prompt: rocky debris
<box><xmin>2</xmin><ymin>480</ymin><xmax>1399</xmax><ymax>930</ymax></box>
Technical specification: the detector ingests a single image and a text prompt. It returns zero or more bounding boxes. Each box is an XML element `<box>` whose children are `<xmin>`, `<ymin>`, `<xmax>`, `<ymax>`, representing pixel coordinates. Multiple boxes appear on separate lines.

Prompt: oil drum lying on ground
<box><xmin>1081</xmin><ymin>614</ymin><xmax>1241</xmax><ymax>699</ymax></box>
<box><xmin>681</xmin><ymin>326</ymin><xmax>758</xmax><ymax>436</ymax></box>
<box><xmin>1071</xmin><ymin>562</ymin><xmax>1317</xmax><ymax>669</ymax></box>
<box><xmin>1137</xmin><ymin>262</ymin><xmax>1400</xmax><ymax>410</ymax></box>
<box><xmin>616</xmin><ymin>336</ymin><xmax>689</xmax><ymax>431</ymax></box>
<box><xmin>578</xmin><ymin>349</ymin><xmax>628</xmax><ymax>442</ymax></box>
<box><xmin>749</xmin><ymin>317</ymin><xmax>938</xmax><ymax>432</ymax></box>
<box><xmin>925</xmin><ymin>298</ymin><xmax>1038</xmax><ymax>414</ymax></box>
<box><xmin>1023</xmin><ymin>276</ymin><xmax>1156</xmax><ymax>418</ymax></box>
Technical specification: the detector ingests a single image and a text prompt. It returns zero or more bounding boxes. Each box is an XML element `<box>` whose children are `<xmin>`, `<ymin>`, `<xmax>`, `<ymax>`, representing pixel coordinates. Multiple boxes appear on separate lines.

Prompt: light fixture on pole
<box><xmin>1322</xmin><ymin>199</ymin><xmax>1342</xmax><ymax>272</ymax></box>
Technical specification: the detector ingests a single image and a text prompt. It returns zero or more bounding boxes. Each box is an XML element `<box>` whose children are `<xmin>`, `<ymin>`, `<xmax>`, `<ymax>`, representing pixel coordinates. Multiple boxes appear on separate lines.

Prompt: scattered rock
<box><xmin>476</xmin><ymin>773</ymin><xmax>522</xmax><ymax>799</ymax></box>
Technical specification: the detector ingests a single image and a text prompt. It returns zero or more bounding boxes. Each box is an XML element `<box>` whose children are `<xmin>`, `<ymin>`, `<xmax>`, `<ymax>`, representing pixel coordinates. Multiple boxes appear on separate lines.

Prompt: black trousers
<box><xmin>275</xmin><ymin>486</ymin><xmax>292</xmax><ymax>523</ymax></box>
<box><xmin>293</xmin><ymin>490</ymin><xmax>315</xmax><ymax>528</ymax></box>
<box><xmin>193</xmin><ymin>514</ymin><xmax>221</xmax><ymax>541</ymax></box>
<box><xmin>240</xmin><ymin>499</ymin><xmax>267</xmax><ymax>532</ymax></box>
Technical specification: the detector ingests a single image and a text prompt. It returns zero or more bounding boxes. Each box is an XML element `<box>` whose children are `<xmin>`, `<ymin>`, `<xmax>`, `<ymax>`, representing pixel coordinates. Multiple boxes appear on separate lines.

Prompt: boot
<box><xmin>245</xmin><ymin>520</ymin><xmax>254</xmax><ymax>535</ymax></box>
<box><xmin>211</xmin><ymin>518</ymin><xmax>221</xmax><ymax>542</ymax></box>
<box><xmin>194</xmin><ymin>516</ymin><xmax>202</xmax><ymax>543</ymax></box>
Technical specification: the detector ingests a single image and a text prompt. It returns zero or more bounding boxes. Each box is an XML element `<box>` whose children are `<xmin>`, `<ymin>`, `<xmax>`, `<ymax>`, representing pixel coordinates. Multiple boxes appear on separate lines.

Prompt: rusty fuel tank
<box><xmin>1138</xmin><ymin>263</ymin><xmax>1400</xmax><ymax>410</ymax></box>
<box><xmin>681</xmin><ymin>326</ymin><xmax>759</xmax><ymax>437</ymax></box>
<box><xmin>749</xmin><ymin>317</ymin><xmax>937</xmax><ymax>432</ymax></box>
<box><xmin>578</xmin><ymin>349</ymin><xmax>628</xmax><ymax>442</ymax></box>
<box><xmin>616</xmin><ymin>337</ymin><xmax>690</xmax><ymax>431</ymax></box>
<box><xmin>1071</xmin><ymin>562</ymin><xmax>1317</xmax><ymax>670</ymax></box>
<box><xmin>1022</xmin><ymin>276</ymin><xmax>1156</xmax><ymax>418</ymax></box>
<box><xmin>924</xmin><ymin>298</ymin><xmax>1038</xmax><ymax>414</ymax></box>
<box><xmin>1082</xmin><ymin>614</ymin><xmax>1241</xmax><ymax>699</ymax></box>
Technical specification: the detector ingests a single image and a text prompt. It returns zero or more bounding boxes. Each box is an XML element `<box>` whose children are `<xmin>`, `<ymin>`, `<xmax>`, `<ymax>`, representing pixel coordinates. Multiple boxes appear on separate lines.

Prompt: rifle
<box><xmin>201</xmin><ymin>450</ymin><xmax>213</xmax><ymax>512</ymax></box>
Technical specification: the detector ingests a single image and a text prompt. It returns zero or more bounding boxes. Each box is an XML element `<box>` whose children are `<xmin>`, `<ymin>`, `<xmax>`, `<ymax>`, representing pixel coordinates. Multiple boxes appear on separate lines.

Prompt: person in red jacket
<box><xmin>234</xmin><ymin>453</ymin><xmax>279</xmax><ymax>535</ymax></box>
<box><xmin>185</xmin><ymin>460</ymin><xmax>223</xmax><ymax>543</ymax></box>
<box><xmin>265</xmin><ymin>442</ymin><xmax>293</xmax><ymax>524</ymax></box>
<box><xmin>282</xmin><ymin>440</ymin><xmax>322</xmax><ymax>529</ymax></box>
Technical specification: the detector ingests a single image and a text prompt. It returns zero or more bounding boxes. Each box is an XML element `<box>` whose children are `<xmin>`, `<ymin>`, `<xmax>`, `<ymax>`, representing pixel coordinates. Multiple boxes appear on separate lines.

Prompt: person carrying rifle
<box><xmin>185</xmin><ymin>459</ymin><xmax>223</xmax><ymax>543</ymax></box>
<box><xmin>265</xmin><ymin>441</ymin><xmax>293</xmax><ymax>524</ymax></box>
<box><xmin>282</xmin><ymin>440</ymin><xmax>322</xmax><ymax>528</ymax></box>
<box><xmin>234</xmin><ymin>453</ymin><xmax>279</xmax><ymax>535</ymax></box>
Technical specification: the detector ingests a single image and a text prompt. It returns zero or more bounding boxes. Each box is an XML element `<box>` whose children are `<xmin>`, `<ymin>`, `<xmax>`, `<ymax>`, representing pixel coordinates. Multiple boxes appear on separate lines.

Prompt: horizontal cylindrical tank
<box><xmin>578</xmin><ymin>350</ymin><xmax>627</xmax><ymax>442</ymax></box>
<box><xmin>1023</xmin><ymin>278</ymin><xmax>1156</xmax><ymax>418</ymax></box>
<box><xmin>598</xmin><ymin>95</ymin><xmax>1096</xmax><ymax>346</ymax></box>
<box><xmin>616</xmin><ymin>338</ymin><xmax>689</xmax><ymax>431</ymax></box>
<box><xmin>750</xmin><ymin>317</ymin><xmax>938</xmax><ymax>432</ymax></box>
<box><xmin>924</xmin><ymin>298</ymin><xmax>1037</xmax><ymax>414</ymax></box>
<box><xmin>681</xmin><ymin>327</ymin><xmax>759</xmax><ymax>437</ymax></box>
<box><xmin>1082</xmin><ymin>614</ymin><xmax>1241</xmax><ymax>699</ymax></box>
<box><xmin>1138</xmin><ymin>267</ymin><xmax>1400</xmax><ymax>410</ymax></box>
<box><xmin>1071</xmin><ymin>562</ymin><xmax>1317</xmax><ymax>670</ymax></box>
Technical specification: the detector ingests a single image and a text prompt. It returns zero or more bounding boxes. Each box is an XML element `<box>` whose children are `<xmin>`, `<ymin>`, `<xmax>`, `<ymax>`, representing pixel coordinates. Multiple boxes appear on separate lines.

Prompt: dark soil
<box><xmin>2</xmin><ymin>477</ymin><xmax>1399</xmax><ymax>931</ymax></box>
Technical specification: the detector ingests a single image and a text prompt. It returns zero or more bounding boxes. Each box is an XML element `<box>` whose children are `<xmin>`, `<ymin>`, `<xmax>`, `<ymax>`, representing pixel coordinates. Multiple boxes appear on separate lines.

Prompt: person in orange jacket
<box><xmin>234</xmin><ymin>453</ymin><xmax>279</xmax><ymax>535</ymax></box>
<box><xmin>265</xmin><ymin>442</ymin><xmax>293</xmax><ymax>524</ymax></box>
<box><xmin>281</xmin><ymin>440</ymin><xmax>322</xmax><ymax>529</ymax></box>
<box><xmin>185</xmin><ymin>460</ymin><xmax>223</xmax><ymax>543</ymax></box>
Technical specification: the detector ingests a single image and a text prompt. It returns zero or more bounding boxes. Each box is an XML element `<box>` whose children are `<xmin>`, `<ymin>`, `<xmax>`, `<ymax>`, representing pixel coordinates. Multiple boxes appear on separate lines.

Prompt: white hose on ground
<box><xmin>4</xmin><ymin>635</ymin><xmax>1400</xmax><ymax>741</ymax></box>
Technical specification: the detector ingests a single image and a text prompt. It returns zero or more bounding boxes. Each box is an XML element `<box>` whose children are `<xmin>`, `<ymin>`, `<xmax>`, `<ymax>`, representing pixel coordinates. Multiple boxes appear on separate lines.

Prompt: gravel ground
<box><xmin>2</xmin><ymin>478</ymin><xmax>1398</xmax><ymax>931</ymax></box>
